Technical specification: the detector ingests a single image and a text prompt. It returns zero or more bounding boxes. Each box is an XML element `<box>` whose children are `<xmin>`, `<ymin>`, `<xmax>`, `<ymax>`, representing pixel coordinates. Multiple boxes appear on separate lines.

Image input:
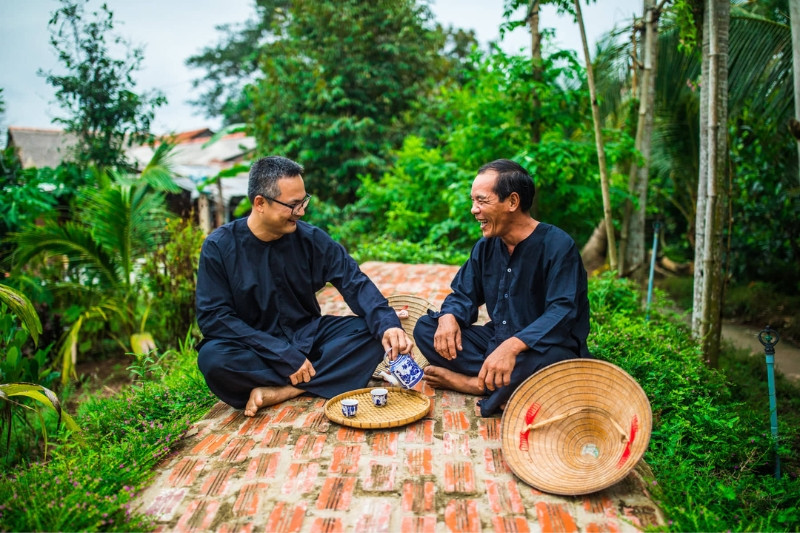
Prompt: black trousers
<box><xmin>413</xmin><ymin>314</ymin><xmax>586</xmax><ymax>417</ymax></box>
<box><xmin>198</xmin><ymin>316</ymin><xmax>384</xmax><ymax>409</ymax></box>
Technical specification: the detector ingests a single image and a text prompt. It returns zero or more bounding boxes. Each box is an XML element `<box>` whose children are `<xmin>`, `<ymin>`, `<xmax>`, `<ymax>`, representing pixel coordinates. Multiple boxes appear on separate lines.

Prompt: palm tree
<box><xmin>10</xmin><ymin>144</ymin><xmax>180</xmax><ymax>383</ymax></box>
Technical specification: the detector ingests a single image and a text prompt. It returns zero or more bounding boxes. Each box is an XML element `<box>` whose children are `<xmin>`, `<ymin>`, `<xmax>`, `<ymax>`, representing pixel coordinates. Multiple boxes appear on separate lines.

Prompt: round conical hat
<box><xmin>500</xmin><ymin>359</ymin><xmax>652</xmax><ymax>496</ymax></box>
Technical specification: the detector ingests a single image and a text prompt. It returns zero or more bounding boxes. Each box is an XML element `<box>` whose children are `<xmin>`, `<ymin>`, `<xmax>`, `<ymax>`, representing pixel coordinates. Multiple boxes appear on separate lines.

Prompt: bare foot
<box><xmin>423</xmin><ymin>366</ymin><xmax>485</xmax><ymax>395</ymax></box>
<box><xmin>244</xmin><ymin>385</ymin><xmax>304</xmax><ymax>417</ymax></box>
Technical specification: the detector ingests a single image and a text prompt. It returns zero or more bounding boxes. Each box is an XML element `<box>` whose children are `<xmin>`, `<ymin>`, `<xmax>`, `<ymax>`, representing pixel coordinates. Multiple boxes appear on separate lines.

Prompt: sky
<box><xmin>0</xmin><ymin>0</ymin><xmax>637</xmax><ymax>139</ymax></box>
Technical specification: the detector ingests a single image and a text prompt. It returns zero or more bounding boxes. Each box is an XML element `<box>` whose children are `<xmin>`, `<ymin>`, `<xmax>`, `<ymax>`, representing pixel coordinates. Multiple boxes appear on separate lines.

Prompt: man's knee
<box><xmin>413</xmin><ymin>313</ymin><xmax>438</xmax><ymax>342</ymax></box>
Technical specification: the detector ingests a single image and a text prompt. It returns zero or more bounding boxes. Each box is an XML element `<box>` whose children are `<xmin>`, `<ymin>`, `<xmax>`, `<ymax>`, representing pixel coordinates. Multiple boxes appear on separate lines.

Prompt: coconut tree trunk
<box><xmin>692</xmin><ymin>0</ymin><xmax>729</xmax><ymax>368</ymax></box>
<box><xmin>574</xmin><ymin>0</ymin><xmax>617</xmax><ymax>272</ymax></box>
<box><xmin>528</xmin><ymin>0</ymin><xmax>542</xmax><ymax>219</ymax></box>
<box><xmin>621</xmin><ymin>0</ymin><xmax>660</xmax><ymax>283</ymax></box>
<box><xmin>791</xmin><ymin>0</ymin><xmax>800</xmax><ymax>185</ymax></box>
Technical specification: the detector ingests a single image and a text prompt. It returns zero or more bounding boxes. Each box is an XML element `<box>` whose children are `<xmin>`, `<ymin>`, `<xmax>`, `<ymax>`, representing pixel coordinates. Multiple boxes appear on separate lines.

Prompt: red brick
<box><xmin>444</xmin><ymin>461</ymin><xmax>476</xmax><ymax>493</ymax></box>
<box><xmin>424</xmin><ymin>397</ymin><xmax>436</xmax><ymax>419</ymax></box>
<box><xmin>145</xmin><ymin>488</ymin><xmax>186</xmax><ymax>520</ymax></box>
<box><xmin>405</xmin><ymin>420</ymin><xmax>434</xmax><ymax>444</ymax></box>
<box><xmin>444</xmin><ymin>499</ymin><xmax>481</xmax><ymax>533</ymax></box>
<box><xmin>484</xmin><ymin>448</ymin><xmax>511</xmax><ymax>474</ymax></box>
<box><xmin>173</xmin><ymin>499</ymin><xmax>220</xmax><ymax>531</ymax></box>
<box><xmin>309</xmin><ymin>517</ymin><xmax>344</xmax><ymax>533</ymax></box>
<box><xmin>232</xmin><ymin>482</ymin><xmax>267</xmax><ymax>517</ymax></box>
<box><xmin>272</xmin><ymin>405</ymin><xmax>303</xmax><ymax>424</ymax></box>
<box><xmin>490</xmin><ymin>516</ymin><xmax>530</xmax><ymax>533</ymax></box>
<box><xmin>337</xmin><ymin>426</ymin><xmax>367</xmax><ymax>442</ymax></box>
<box><xmin>405</xmin><ymin>448</ymin><xmax>433</xmax><ymax>476</ymax></box>
<box><xmin>443</xmin><ymin>409</ymin><xmax>470</xmax><ymax>432</ymax></box>
<box><xmin>293</xmin><ymin>434</ymin><xmax>326</xmax><ymax>459</ymax></box>
<box><xmin>281</xmin><ymin>463</ymin><xmax>320</xmax><ymax>495</ymax></box>
<box><xmin>418</xmin><ymin>380</ymin><xmax>436</xmax><ymax>397</ymax></box>
<box><xmin>535</xmin><ymin>502</ymin><xmax>579</xmax><ymax>533</ymax></box>
<box><xmin>441</xmin><ymin>390</ymin><xmax>466</xmax><ymax>408</ymax></box>
<box><xmin>238</xmin><ymin>411</ymin><xmax>272</xmax><ymax>435</ymax></box>
<box><xmin>363</xmin><ymin>461</ymin><xmax>397</xmax><ymax>492</ymax></box>
<box><xmin>371</xmin><ymin>431</ymin><xmax>399</xmax><ymax>456</ymax></box>
<box><xmin>443</xmin><ymin>432</ymin><xmax>470</xmax><ymax>456</ymax></box>
<box><xmin>216</xmin><ymin>411</ymin><xmax>244</xmax><ymax>431</ymax></box>
<box><xmin>354</xmin><ymin>501</ymin><xmax>393</xmax><ymax>532</ymax></box>
<box><xmin>220</xmin><ymin>437</ymin><xmax>256</xmax><ymax>463</ymax></box>
<box><xmin>585</xmin><ymin>523</ymin><xmax>622</xmax><ymax>533</ymax></box>
<box><xmin>167</xmin><ymin>458</ymin><xmax>206</xmax><ymax>487</ymax></box>
<box><xmin>316</xmin><ymin>477</ymin><xmax>356</xmax><ymax>510</ymax></box>
<box><xmin>191</xmin><ymin>433</ymin><xmax>229</xmax><ymax>455</ymax></box>
<box><xmin>485</xmin><ymin>479</ymin><xmax>525</xmax><ymax>514</ymax></box>
<box><xmin>401</xmin><ymin>516</ymin><xmax>437</xmax><ymax>533</ymax></box>
<box><xmin>261</xmin><ymin>428</ymin><xmax>291</xmax><ymax>448</ymax></box>
<box><xmin>402</xmin><ymin>480</ymin><xmax>435</xmax><ymax>513</ymax></box>
<box><xmin>479</xmin><ymin>418</ymin><xmax>502</xmax><ymax>441</ymax></box>
<box><xmin>330</xmin><ymin>444</ymin><xmax>361</xmax><ymax>473</ymax></box>
<box><xmin>303</xmin><ymin>411</ymin><xmax>331</xmax><ymax>432</ymax></box>
<box><xmin>199</xmin><ymin>466</ymin><xmax>236</xmax><ymax>497</ymax></box>
<box><xmin>244</xmin><ymin>452</ymin><xmax>280</xmax><ymax>480</ymax></box>
<box><xmin>217</xmin><ymin>521</ymin><xmax>254</xmax><ymax>533</ymax></box>
<box><xmin>265</xmin><ymin>501</ymin><xmax>307</xmax><ymax>532</ymax></box>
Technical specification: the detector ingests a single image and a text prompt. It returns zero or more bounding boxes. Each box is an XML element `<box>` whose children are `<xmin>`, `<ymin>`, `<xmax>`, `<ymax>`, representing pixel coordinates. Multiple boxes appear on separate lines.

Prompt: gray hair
<box><xmin>248</xmin><ymin>156</ymin><xmax>304</xmax><ymax>203</ymax></box>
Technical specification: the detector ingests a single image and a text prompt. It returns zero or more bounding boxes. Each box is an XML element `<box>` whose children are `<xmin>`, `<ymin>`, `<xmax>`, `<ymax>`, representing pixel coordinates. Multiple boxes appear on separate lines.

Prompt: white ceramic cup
<box><xmin>341</xmin><ymin>399</ymin><xmax>358</xmax><ymax>417</ymax></box>
<box><xmin>371</xmin><ymin>388</ymin><xmax>388</xmax><ymax>407</ymax></box>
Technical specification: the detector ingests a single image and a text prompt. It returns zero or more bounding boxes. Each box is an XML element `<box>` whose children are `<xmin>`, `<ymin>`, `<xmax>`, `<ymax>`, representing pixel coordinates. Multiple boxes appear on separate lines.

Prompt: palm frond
<box><xmin>11</xmin><ymin>220</ymin><xmax>119</xmax><ymax>288</ymax></box>
<box><xmin>141</xmin><ymin>142</ymin><xmax>182</xmax><ymax>193</ymax></box>
<box><xmin>0</xmin><ymin>284</ymin><xmax>42</xmax><ymax>346</ymax></box>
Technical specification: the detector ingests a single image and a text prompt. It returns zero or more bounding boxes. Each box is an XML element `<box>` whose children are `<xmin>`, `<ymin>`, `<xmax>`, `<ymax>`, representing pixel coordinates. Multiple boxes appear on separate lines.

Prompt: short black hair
<box><xmin>478</xmin><ymin>159</ymin><xmax>535</xmax><ymax>212</ymax></box>
<box><xmin>248</xmin><ymin>156</ymin><xmax>304</xmax><ymax>203</ymax></box>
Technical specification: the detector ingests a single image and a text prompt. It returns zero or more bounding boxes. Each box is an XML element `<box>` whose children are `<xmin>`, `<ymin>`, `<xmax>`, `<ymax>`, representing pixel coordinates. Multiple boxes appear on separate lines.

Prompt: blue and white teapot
<box><xmin>384</xmin><ymin>350</ymin><xmax>424</xmax><ymax>389</ymax></box>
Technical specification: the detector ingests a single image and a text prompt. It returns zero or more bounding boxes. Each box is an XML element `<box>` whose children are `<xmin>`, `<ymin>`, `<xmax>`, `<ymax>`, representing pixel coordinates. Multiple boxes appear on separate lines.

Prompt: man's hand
<box><xmin>382</xmin><ymin>327</ymin><xmax>414</xmax><ymax>360</ymax></box>
<box><xmin>289</xmin><ymin>358</ymin><xmax>316</xmax><ymax>385</ymax></box>
<box><xmin>477</xmin><ymin>337</ymin><xmax>527</xmax><ymax>391</ymax></box>
<box><xmin>433</xmin><ymin>313</ymin><xmax>462</xmax><ymax>360</ymax></box>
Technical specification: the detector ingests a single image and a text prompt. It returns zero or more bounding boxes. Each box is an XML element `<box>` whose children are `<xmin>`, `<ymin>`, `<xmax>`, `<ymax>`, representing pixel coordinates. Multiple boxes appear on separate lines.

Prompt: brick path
<box><xmin>134</xmin><ymin>261</ymin><xmax>665</xmax><ymax>532</ymax></box>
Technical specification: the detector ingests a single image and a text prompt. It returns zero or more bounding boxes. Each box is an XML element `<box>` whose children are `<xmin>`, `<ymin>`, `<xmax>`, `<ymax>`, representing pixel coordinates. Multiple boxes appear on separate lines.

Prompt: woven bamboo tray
<box><xmin>373</xmin><ymin>294</ymin><xmax>437</xmax><ymax>379</ymax></box>
<box><xmin>324</xmin><ymin>387</ymin><xmax>431</xmax><ymax>429</ymax></box>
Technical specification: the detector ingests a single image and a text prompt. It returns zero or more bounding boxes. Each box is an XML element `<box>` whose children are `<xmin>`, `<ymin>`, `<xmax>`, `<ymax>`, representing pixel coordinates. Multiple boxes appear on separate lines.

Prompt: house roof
<box><xmin>6</xmin><ymin>126</ymin><xmax>79</xmax><ymax>169</ymax></box>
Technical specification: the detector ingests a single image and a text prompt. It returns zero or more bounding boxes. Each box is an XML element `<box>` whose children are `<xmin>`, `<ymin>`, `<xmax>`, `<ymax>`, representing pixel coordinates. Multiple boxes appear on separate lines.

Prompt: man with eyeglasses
<box><xmin>196</xmin><ymin>155</ymin><xmax>412</xmax><ymax>416</ymax></box>
<box><xmin>413</xmin><ymin>159</ymin><xmax>591</xmax><ymax>417</ymax></box>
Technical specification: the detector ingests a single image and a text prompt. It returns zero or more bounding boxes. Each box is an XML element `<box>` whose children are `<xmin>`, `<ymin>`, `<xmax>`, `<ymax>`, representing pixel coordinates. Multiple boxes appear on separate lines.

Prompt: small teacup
<box><xmin>341</xmin><ymin>399</ymin><xmax>358</xmax><ymax>417</ymax></box>
<box><xmin>371</xmin><ymin>388</ymin><xmax>388</xmax><ymax>407</ymax></box>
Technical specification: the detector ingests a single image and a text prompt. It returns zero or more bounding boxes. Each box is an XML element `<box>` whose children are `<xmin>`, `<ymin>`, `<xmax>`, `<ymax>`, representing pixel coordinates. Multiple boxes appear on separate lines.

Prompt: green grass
<box><xmin>1</xmin><ymin>274</ymin><xmax>798</xmax><ymax>531</ymax></box>
<box><xmin>590</xmin><ymin>274</ymin><xmax>800</xmax><ymax>531</ymax></box>
<box><xmin>0</xmin><ymin>338</ymin><xmax>217</xmax><ymax>531</ymax></box>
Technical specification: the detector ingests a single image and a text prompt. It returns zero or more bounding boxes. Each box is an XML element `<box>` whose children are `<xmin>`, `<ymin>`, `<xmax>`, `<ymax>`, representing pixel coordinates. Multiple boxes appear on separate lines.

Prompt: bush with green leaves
<box><xmin>140</xmin><ymin>216</ymin><xmax>206</xmax><ymax>349</ymax></box>
<box><xmin>589</xmin><ymin>273</ymin><xmax>800</xmax><ymax>531</ymax></box>
<box><xmin>0</xmin><ymin>335</ymin><xmax>216</xmax><ymax>531</ymax></box>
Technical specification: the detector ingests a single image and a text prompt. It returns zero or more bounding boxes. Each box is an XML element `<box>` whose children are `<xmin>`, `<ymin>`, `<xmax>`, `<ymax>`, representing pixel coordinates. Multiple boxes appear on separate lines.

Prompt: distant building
<box><xmin>4</xmin><ymin>125</ymin><xmax>256</xmax><ymax>232</ymax></box>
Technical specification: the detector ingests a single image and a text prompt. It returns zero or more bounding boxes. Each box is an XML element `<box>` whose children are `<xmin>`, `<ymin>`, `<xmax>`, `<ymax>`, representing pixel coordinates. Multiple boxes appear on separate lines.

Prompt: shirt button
<box><xmin>504</xmin><ymin>293</ymin><xmax>508</xmax><ymax>298</ymax></box>
<box><xmin>502</xmin><ymin>320</ymin><xmax>507</xmax><ymax>325</ymax></box>
<box><xmin>507</xmin><ymin>268</ymin><xmax>511</xmax><ymax>272</ymax></box>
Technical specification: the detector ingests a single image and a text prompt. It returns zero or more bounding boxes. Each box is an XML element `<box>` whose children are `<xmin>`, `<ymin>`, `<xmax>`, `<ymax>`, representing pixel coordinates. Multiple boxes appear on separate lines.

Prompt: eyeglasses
<box><xmin>262</xmin><ymin>193</ymin><xmax>312</xmax><ymax>215</ymax></box>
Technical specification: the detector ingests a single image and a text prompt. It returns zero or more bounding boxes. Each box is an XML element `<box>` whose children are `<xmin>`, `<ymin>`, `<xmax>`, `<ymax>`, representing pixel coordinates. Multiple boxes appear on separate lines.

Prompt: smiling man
<box><xmin>414</xmin><ymin>159</ymin><xmax>591</xmax><ymax>417</ymax></box>
<box><xmin>196</xmin><ymin>156</ymin><xmax>412</xmax><ymax>417</ymax></box>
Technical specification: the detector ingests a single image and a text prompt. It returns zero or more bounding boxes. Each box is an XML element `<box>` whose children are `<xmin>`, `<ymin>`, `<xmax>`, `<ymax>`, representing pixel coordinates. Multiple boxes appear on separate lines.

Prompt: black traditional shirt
<box><xmin>440</xmin><ymin>223</ymin><xmax>590</xmax><ymax>356</ymax></box>
<box><xmin>196</xmin><ymin>218</ymin><xmax>400</xmax><ymax>377</ymax></box>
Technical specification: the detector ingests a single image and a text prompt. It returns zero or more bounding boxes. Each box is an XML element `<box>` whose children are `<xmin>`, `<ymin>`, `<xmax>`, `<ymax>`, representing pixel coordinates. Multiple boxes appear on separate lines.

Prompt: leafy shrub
<box><xmin>588</xmin><ymin>274</ymin><xmax>800</xmax><ymax>531</ymax></box>
<box><xmin>0</xmin><ymin>337</ymin><xmax>216</xmax><ymax>531</ymax></box>
<box><xmin>140</xmin><ymin>216</ymin><xmax>206</xmax><ymax>349</ymax></box>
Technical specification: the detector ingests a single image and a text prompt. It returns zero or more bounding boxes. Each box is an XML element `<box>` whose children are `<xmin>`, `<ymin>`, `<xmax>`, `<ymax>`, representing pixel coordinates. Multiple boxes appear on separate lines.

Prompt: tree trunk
<box><xmin>528</xmin><ymin>0</ymin><xmax>542</xmax><ymax>219</ymax></box>
<box><xmin>621</xmin><ymin>0</ymin><xmax>659</xmax><ymax>284</ymax></box>
<box><xmin>791</xmin><ymin>0</ymin><xmax>800</xmax><ymax>185</ymax></box>
<box><xmin>574</xmin><ymin>0</ymin><xmax>618</xmax><ymax>272</ymax></box>
<box><xmin>580</xmin><ymin>219</ymin><xmax>608</xmax><ymax>275</ymax></box>
<box><xmin>692</xmin><ymin>0</ymin><xmax>729</xmax><ymax>368</ymax></box>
